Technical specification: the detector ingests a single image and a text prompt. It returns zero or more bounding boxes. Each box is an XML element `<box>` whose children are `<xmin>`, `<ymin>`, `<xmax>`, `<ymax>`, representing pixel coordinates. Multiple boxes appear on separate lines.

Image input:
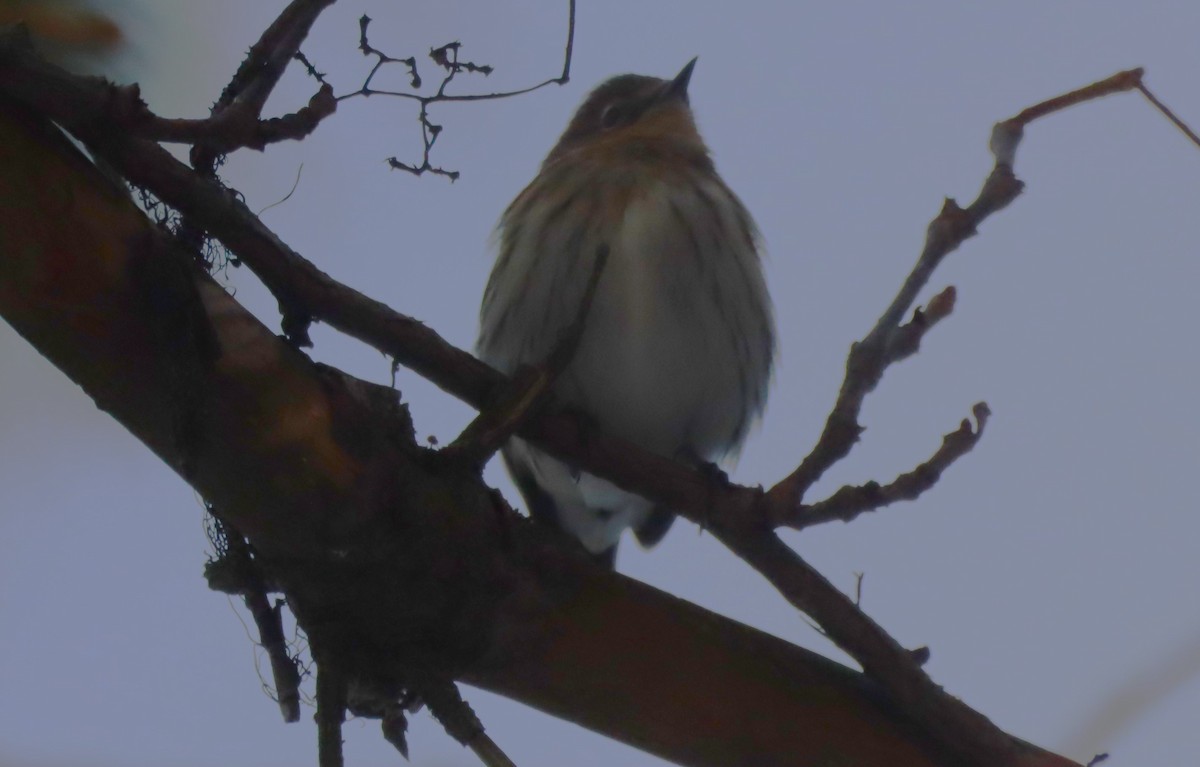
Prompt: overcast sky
<box><xmin>3</xmin><ymin>2</ymin><xmax>1200</xmax><ymax>766</ymax></box>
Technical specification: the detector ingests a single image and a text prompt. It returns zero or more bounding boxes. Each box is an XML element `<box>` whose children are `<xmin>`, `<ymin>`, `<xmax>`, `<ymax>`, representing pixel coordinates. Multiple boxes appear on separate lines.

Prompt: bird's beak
<box><xmin>664</xmin><ymin>57</ymin><xmax>698</xmax><ymax>104</ymax></box>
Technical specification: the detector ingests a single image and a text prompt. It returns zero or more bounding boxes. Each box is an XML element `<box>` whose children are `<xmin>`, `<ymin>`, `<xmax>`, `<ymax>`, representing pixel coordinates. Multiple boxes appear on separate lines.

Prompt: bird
<box><xmin>477</xmin><ymin>58</ymin><xmax>774</xmax><ymax>567</ymax></box>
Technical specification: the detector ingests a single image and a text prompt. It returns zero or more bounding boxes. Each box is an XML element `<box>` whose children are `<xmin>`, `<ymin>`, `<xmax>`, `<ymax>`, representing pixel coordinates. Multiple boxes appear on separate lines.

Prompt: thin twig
<box><xmin>716</xmin><ymin>69</ymin><xmax>1152</xmax><ymax>766</ymax></box>
<box><xmin>218</xmin><ymin>0</ymin><xmax>336</xmax><ymax>116</ymax></box>
<box><xmin>191</xmin><ymin>0</ymin><xmax>337</xmax><ymax>164</ymax></box>
<box><xmin>135</xmin><ymin>83</ymin><xmax>337</xmax><ymax>152</ymax></box>
<box><xmin>763</xmin><ymin>189</ymin><xmax>1017</xmax><ymax>518</ymax></box>
<box><xmin>2</xmin><ymin>41</ymin><xmax>1155</xmax><ymax>551</ymax></box>
<box><xmin>339</xmin><ymin>1</ymin><xmax>575</xmax><ymax>180</ymax></box>
<box><xmin>885</xmin><ymin>285</ymin><xmax>956</xmax><ymax>364</ymax></box>
<box><xmin>1004</xmin><ymin>68</ymin><xmax>1144</xmax><ymax>128</ymax></box>
<box><xmin>763</xmin><ymin>68</ymin><xmax>1146</xmax><ymax>522</ymax></box>
<box><xmin>782</xmin><ymin>403</ymin><xmax>990</xmax><ymax>529</ymax></box>
<box><xmin>0</xmin><ymin>20</ymin><xmax>716</xmax><ymax>518</ymax></box>
<box><xmin>1136</xmin><ymin>81</ymin><xmax>1200</xmax><ymax>149</ymax></box>
<box><xmin>0</xmin><ymin>45</ymin><xmax>1165</xmax><ymax>764</ymax></box>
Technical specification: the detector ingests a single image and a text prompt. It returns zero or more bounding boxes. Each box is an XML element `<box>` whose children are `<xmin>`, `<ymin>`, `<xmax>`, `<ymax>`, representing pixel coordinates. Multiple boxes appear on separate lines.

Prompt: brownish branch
<box><xmin>765</xmin><ymin>68</ymin><xmax>1147</xmax><ymax>526</ymax></box>
<box><xmin>0</xmin><ymin>38</ymin><xmax>1145</xmax><ymax>763</ymax></box>
<box><xmin>137</xmin><ymin>82</ymin><xmax>337</xmax><ymax>152</ymax></box>
<box><xmin>887</xmin><ymin>285</ymin><xmax>957</xmax><ymax>364</ymax></box>
<box><xmin>219</xmin><ymin>0</ymin><xmax>335</xmax><ymax>115</ymax></box>
<box><xmin>0</xmin><ymin>22</ymin><xmax>730</xmax><ymax>539</ymax></box>
<box><xmin>0</xmin><ymin>87</ymin><xmax>1080</xmax><ymax>767</ymax></box>
<box><xmin>1135</xmin><ymin>80</ymin><xmax>1200</xmax><ymax>149</ymax></box>
<box><xmin>0</xmin><ymin>16</ymin><xmax>728</xmax><ymax>517</ymax></box>
<box><xmin>762</xmin><ymin>184</ymin><xmax>1020</xmax><ymax>522</ymax></box>
<box><xmin>0</xmin><ymin>26</ymin><xmax>1159</xmax><ymax>764</ymax></box>
<box><xmin>190</xmin><ymin>0</ymin><xmax>337</xmax><ymax>166</ymax></box>
<box><xmin>710</xmin><ymin>528</ymin><xmax>1031</xmax><ymax>766</ymax></box>
<box><xmin>0</xmin><ymin>23</ymin><xmax>338</xmax><ymax>163</ymax></box>
<box><xmin>779</xmin><ymin>402</ymin><xmax>990</xmax><ymax>529</ymax></box>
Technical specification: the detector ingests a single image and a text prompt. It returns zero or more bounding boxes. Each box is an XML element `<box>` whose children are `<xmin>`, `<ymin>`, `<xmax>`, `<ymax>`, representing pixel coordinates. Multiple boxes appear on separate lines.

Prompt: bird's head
<box><xmin>543</xmin><ymin>58</ymin><xmax>706</xmax><ymax>167</ymax></box>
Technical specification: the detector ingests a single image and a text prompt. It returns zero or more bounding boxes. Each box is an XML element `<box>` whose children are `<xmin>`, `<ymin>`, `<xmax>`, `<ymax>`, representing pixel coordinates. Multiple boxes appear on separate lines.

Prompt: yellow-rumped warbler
<box><xmin>478</xmin><ymin>59</ymin><xmax>774</xmax><ymax>566</ymax></box>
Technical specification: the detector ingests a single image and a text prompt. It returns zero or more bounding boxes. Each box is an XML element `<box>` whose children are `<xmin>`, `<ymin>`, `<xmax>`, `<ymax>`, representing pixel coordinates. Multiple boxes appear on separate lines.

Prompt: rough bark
<box><xmin>0</xmin><ymin>101</ymin><xmax>1078</xmax><ymax>767</ymax></box>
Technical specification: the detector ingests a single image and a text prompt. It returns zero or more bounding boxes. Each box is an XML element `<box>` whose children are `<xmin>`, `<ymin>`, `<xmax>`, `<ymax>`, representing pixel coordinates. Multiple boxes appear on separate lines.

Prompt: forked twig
<box><xmin>764</xmin><ymin>68</ymin><xmax>1148</xmax><ymax>523</ymax></box>
<box><xmin>334</xmin><ymin>2</ymin><xmax>576</xmax><ymax>180</ymax></box>
<box><xmin>4</xmin><ymin>30</ymin><xmax>1189</xmax><ymax>762</ymax></box>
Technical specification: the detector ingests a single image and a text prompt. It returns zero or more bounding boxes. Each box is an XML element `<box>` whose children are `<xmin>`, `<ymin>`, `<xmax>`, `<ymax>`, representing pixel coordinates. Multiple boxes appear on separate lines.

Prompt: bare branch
<box><xmin>0</xmin><ymin>3</ymin><xmax>343</xmax><ymax>160</ymax></box>
<box><xmin>763</xmin><ymin>68</ymin><xmax>1146</xmax><ymax>523</ymax></box>
<box><xmin>0</xmin><ymin>20</ymin><xmax>586</xmax><ymax>428</ymax></box>
<box><xmin>710</xmin><ymin>529</ymin><xmax>1019</xmax><ymax>763</ymax></box>
<box><xmin>0</xmin><ymin>98</ymin><xmax>1087</xmax><ymax>767</ymax></box>
<box><xmin>216</xmin><ymin>0</ymin><xmax>336</xmax><ymax>116</ymax></box>
<box><xmin>780</xmin><ymin>403</ymin><xmax>990</xmax><ymax>529</ymax></box>
<box><xmin>338</xmin><ymin>3</ymin><xmax>576</xmax><ymax>179</ymax></box>
<box><xmin>763</xmin><ymin>191</ymin><xmax>1015</xmax><ymax>519</ymax></box>
<box><xmin>136</xmin><ymin>83</ymin><xmax>337</xmax><ymax>152</ymax></box>
<box><xmin>1135</xmin><ymin>80</ymin><xmax>1200</xmax><ymax>149</ymax></box>
<box><xmin>710</xmin><ymin>69</ymin><xmax>1151</xmax><ymax>766</ymax></box>
<box><xmin>886</xmin><ymin>285</ymin><xmax>956</xmax><ymax>364</ymax></box>
<box><xmin>1</xmin><ymin>35</ymin><xmax>1162</xmax><ymax>764</ymax></box>
<box><xmin>191</xmin><ymin>0</ymin><xmax>337</xmax><ymax>165</ymax></box>
<box><xmin>356</xmin><ymin>14</ymin><xmax>420</xmax><ymax>90</ymax></box>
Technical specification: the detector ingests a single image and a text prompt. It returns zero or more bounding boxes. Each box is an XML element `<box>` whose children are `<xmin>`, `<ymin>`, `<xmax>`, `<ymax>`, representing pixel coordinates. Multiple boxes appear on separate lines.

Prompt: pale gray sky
<box><xmin>3</xmin><ymin>2</ymin><xmax>1200</xmax><ymax>766</ymax></box>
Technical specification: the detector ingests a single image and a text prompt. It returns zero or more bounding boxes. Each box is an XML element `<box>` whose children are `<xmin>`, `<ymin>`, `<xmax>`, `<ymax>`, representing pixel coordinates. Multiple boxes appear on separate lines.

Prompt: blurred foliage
<box><xmin>0</xmin><ymin>0</ymin><xmax>121</xmax><ymax>54</ymax></box>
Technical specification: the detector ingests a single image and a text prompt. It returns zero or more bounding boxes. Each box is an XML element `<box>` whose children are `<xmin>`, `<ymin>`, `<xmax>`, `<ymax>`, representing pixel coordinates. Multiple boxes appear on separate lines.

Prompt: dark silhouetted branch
<box><xmin>781</xmin><ymin>403</ymin><xmax>990</xmax><ymax>529</ymax></box>
<box><xmin>1</xmin><ymin>22</ymin><xmax>1170</xmax><ymax>765</ymax></box>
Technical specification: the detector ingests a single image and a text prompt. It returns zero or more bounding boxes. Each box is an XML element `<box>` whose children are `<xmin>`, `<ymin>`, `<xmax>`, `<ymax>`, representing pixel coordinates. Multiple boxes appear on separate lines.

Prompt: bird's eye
<box><xmin>599</xmin><ymin>102</ymin><xmax>625</xmax><ymax>130</ymax></box>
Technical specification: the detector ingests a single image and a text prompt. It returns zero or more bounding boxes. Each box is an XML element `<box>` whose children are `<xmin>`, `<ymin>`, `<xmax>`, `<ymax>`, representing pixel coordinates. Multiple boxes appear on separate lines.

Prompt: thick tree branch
<box><xmin>0</xmin><ymin>99</ymin><xmax>1003</xmax><ymax>767</ymax></box>
<box><xmin>1</xmin><ymin>29</ymin><xmax>1155</xmax><ymax>766</ymax></box>
<box><xmin>0</xmin><ymin>25</ymin><xmax>727</xmax><ymax>522</ymax></box>
<box><xmin>0</xmin><ymin>18</ymin><xmax>726</xmax><ymax>536</ymax></box>
<box><xmin>0</xmin><ymin>32</ymin><xmax>1145</xmax><ymax>764</ymax></box>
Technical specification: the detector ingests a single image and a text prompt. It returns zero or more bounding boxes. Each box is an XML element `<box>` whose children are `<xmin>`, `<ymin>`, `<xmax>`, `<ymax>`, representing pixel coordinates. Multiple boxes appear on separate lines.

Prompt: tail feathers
<box><xmin>503</xmin><ymin>451</ymin><xmax>562</xmax><ymax>532</ymax></box>
<box><xmin>634</xmin><ymin>506</ymin><xmax>675</xmax><ymax>548</ymax></box>
<box><xmin>504</xmin><ymin>450</ymin><xmax>620</xmax><ymax>569</ymax></box>
<box><xmin>503</xmin><ymin>452</ymin><xmax>678</xmax><ymax>569</ymax></box>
